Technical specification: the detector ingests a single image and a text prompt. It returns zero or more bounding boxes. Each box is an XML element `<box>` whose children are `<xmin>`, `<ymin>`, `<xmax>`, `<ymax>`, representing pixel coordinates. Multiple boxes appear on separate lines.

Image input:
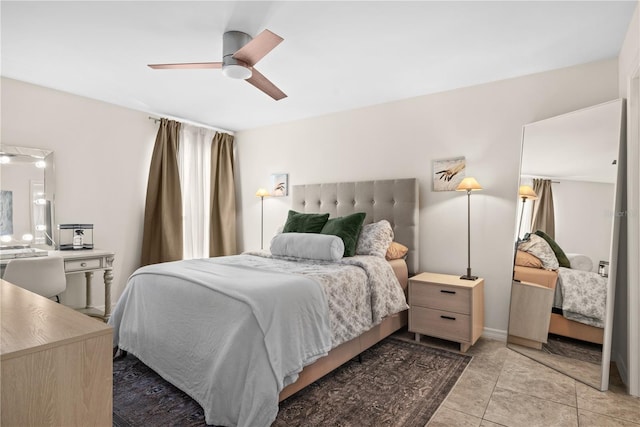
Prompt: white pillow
<box><xmin>566</xmin><ymin>253</ymin><xmax>594</xmax><ymax>272</ymax></box>
<box><xmin>270</xmin><ymin>232</ymin><xmax>344</xmax><ymax>261</ymax></box>
<box><xmin>356</xmin><ymin>220</ymin><xmax>394</xmax><ymax>258</ymax></box>
<box><xmin>518</xmin><ymin>234</ymin><xmax>559</xmax><ymax>270</ymax></box>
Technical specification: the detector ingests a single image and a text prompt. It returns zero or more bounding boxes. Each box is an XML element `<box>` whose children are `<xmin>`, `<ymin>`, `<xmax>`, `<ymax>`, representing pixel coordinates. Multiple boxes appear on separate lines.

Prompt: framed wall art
<box><xmin>270</xmin><ymin>173</ymin><xmax>288</xmax><ymax>197</ymax></box>
<box><xmin>433</xmin><ymin>156</ymin><xmax>466</xmax><ymax>191</ymax></box>
<box><xmin>0</xmin><ymin>190</ymin><xmax>13</xmax><ymax>236</ymax></box>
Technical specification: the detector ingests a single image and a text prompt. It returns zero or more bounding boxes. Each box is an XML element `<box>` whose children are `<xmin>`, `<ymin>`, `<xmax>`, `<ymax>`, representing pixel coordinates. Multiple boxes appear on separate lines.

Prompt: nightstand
<box><xmin>408</xmin><ymin>272</ymin><xmax>484</xmax><ymax>353</ymax></box>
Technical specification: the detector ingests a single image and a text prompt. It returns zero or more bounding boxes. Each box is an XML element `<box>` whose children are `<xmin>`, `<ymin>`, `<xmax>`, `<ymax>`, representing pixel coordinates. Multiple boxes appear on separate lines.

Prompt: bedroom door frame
<box><xmin>626</xmin><ymin>61</ymin><xmax>639</xmax><ymax>397</ymax></box>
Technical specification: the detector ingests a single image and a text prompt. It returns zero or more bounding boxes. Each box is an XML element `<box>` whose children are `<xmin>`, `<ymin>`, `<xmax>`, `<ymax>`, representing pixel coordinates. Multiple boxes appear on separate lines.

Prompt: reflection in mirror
<box><xmin>0</xmin><ymin>145</ymin><xmax>55</xmax><ymax>250</ymax></box>
<box><xmin>507</xmin><ymin>99</ymin><xmax>624</xmax><ymax>391</ymax></box>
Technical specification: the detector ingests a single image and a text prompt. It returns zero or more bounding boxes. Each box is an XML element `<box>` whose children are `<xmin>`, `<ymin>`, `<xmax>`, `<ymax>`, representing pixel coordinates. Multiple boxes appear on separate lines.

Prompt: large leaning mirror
<box><xmin>0</xmin><ymin>145</ymin><xmax>56</xmax><ymax>250</ymax></box>
<box><xmin>507</xmin><ymin>99</ymin><xmax>625</xmax><ymax>391</ymax></box>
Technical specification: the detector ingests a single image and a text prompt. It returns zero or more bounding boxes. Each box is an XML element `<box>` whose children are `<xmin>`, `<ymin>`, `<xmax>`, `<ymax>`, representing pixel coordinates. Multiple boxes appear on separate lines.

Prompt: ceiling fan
<box><xmin>148</xmin><ymin>29</ymin><xmax>287</xmax><ymax>101</ymax></box>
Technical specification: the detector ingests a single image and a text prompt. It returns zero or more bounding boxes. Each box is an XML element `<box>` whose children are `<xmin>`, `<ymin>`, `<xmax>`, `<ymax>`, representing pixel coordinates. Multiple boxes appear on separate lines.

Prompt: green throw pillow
<box><xmin>534</xmin><ymin>230</ymin><xmax>571</xmax><ymax>268</ymax></box>
<box><xmin>282</xmin><ymin>210</ymin><xmax>329</xmax><ymax>233</ymax></box>
<box><xmin>320</xmin><ymin>212</ymin><xmax>366</xmax><ymax>257</ymax></box>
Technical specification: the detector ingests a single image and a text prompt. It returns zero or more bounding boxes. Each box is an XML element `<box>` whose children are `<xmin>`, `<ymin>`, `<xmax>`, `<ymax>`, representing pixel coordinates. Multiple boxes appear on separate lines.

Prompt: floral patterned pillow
<box><xmin>356</xmin><ymin>220</ymin><xmax>394</xmax><ymax>258</ymax></box>
<box><xmin>518</xmin><ymin>234</ymin><xmax>559</xmax><ymax>270</ymax></box>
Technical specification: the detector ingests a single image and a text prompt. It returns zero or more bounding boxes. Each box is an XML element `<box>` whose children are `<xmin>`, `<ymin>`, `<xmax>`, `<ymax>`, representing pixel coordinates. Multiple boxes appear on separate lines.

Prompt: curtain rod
<box><xmin>520</xmin><ymin>175</ymin><xmax>560</xmax><ymax>183</ymax></box>
<box><xmin>147</xmin><ymin>115</ymin><xmax>234</xmax><ymax>135</ymax></box>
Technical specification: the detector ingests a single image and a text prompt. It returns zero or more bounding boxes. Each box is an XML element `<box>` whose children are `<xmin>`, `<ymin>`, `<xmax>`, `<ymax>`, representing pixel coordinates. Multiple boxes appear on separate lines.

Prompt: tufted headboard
<box><xmin>291</xmin><ymin>178</ymin><xmax>419</xmax><ymax>274</ymax></box>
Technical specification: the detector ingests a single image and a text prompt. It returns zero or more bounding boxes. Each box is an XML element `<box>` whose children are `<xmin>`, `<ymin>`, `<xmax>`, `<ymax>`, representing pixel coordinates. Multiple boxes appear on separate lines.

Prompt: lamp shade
<box><xmin>255</xmin><ymin>188</ymin><xmax>270</xmax><ymax>197</ymax></box>
<box><xmin>518</xmin><ymin>185</ymin><xmax>538</xmax><ymax>200</ymax></box>
<box><xmin>456</xmin><ymin>177</ymin><xmax>483</xmax><ymax>192</ymax></box>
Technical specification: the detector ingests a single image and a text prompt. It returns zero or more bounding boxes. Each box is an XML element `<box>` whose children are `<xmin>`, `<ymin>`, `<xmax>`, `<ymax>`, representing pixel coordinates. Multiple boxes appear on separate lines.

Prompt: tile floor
<box><xmin>424</xmin><ymin>337</ymin><xmax>640</xmax><ymax>427</ymax></box>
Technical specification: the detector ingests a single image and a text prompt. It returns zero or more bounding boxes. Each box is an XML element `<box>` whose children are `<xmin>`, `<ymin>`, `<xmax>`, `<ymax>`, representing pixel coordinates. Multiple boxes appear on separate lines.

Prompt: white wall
<box><xmin>1</xmin><ymin>77</ymin><xmax>157</xmax><ymax>308</ymax></box>
<box><xmin>236</xmin><ymin>59</ymin><xmax>619</xmax><ymax>337</ymax></box>
<box><xmin>616</xmin><ymin>0</ymin><xmax>640</xmax><ymax>397</ymax></box>
<box><xmin>554</xmin><ymin>180</ymin><xmax>616</xmax><ymax>270</ymax></box>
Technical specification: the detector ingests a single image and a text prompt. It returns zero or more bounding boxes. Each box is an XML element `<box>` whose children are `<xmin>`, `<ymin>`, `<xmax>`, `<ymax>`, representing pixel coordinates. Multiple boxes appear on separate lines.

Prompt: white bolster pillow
<box><xmin>270</xmin><ymin>232</ymin><xmax>344</xmax><ymax>261</ymax></box>
<box><xmin>566</xmin><ymin>253</ymin><xmax>594</xmax><ymax>272</ymax></box>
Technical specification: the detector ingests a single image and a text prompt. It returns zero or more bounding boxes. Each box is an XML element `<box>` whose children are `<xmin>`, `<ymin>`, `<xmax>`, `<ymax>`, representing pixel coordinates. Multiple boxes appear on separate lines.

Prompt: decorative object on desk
<box><xmin>73</xmin><ymin>229</ymin><xmax>84</xmax><ymax>249</ymax></box>
<box><xmin>269</xmin><ymin>173</ymin><xmax>288</xmax><ymax>196</ymax></box>
<box><xmin>598</xmin><ymin>261</ymin><xmax>609</xmax><ymax>277</ymax></box>
<box><xmin>433</xmin><ymin>156</ymin><xmax>465</xmax><ymax>191</ymax></box>
<box><xmin>255</xmin><ymin>188</ymin><xmax>270</xmax><ymax>249</ymax></box>
<box><xmin>456</xmin><ymin>177</ymin><xmax>482</xmax><ymax>280</ymax></box>
<box><xmin>57</xmin><ymin>224</ymin><xmax>94</xmax><ymax>250</ymax></box>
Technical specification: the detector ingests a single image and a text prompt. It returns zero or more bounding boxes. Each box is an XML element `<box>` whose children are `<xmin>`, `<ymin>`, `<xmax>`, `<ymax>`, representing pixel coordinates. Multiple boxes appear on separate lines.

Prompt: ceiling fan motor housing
<box><xmin>222</xmin><ymin>31</ymin><xmax>252</xmax><ymax>79</ymax></box>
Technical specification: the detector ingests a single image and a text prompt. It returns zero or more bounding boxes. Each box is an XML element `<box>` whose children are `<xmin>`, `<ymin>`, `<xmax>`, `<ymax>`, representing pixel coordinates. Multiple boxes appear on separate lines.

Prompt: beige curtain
<box><xmin>530</xmin><ymin>178</ymin><xmax>555</xmax><ymax>239</ymax></box>
<box><xmin>209</xmin><ymin>132</ymin><xmax>237</xmax><ymax>257</ymax></box>
<box><xmin>141</xmin><ymin>119</ymin><xmax>183</xmax><ymax>265</ymax></box>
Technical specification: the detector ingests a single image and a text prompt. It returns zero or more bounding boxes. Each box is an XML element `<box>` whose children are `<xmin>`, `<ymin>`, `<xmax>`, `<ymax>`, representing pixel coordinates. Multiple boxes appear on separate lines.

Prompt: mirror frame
<box><xmin>507</xmin><ymin>99</ymin><xmax>625</xmax><ymax>391</ymax></box>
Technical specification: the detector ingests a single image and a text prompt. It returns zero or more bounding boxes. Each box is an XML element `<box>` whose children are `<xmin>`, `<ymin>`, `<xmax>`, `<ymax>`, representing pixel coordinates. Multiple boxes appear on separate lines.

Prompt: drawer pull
<box><xmin>440</xmin><ymin>290</ymin><xmax>456</xmax><ymax>295</ymax></box>
<box><xmin>440</xmin><ymin>315</ymin><xmax>456</xmax><ymax>321</ymax></box>
<box><xmin>81</xmin><ymin>262</ymin><xmax>87</xmax><ymax>267</ymax></box>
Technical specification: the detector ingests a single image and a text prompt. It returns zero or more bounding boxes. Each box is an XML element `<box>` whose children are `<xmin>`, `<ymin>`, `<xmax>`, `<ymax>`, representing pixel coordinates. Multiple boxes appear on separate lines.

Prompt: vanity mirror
<box><xmin>0</xmin><ymin>145</ymin><xmax>55</xmax><ymax>249</ymax></box>
<box><xmin>507</xmin><ymin>99</ymin><xmax>625</xmax><ymax>391</ymax></box>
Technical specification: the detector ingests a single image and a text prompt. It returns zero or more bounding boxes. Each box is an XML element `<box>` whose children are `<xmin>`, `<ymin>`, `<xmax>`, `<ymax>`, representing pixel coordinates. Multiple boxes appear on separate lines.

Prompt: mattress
<box><xmin>388</xmin><ymin>258</ymin><xmax>409</xmax><ymax>291</ymax></box>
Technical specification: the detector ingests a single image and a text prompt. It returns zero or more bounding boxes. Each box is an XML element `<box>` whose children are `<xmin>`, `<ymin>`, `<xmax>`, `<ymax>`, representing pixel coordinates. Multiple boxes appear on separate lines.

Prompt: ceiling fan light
<box><xmin>222</xmin><ymin>64</ymin><xmax>252</xmax><ymax>80</ymax></box>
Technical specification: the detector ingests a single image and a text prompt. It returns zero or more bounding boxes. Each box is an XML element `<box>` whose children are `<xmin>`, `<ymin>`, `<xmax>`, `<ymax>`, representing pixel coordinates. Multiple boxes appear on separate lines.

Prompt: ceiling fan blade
<box><xmin>246</xmin><ymin>67</ymin><xmax>287</xmax><ymax>101</ymax></box>
<box><xmin>148</xmin><ymin>62</ymin><xmax>222</xmax><ymax>70</ymax></box>
<box><xmin>233</xmin><ymin>29</ymin><xmax>283</xmax><ymax>66</ymax></box>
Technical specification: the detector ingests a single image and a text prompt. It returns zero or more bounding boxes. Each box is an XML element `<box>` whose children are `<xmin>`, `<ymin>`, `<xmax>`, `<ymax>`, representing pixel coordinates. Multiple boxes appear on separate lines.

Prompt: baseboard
<box><xmin>482</xmin><ymin>327</ymin><xmax>507</xmax><ymax>342</ymax></box>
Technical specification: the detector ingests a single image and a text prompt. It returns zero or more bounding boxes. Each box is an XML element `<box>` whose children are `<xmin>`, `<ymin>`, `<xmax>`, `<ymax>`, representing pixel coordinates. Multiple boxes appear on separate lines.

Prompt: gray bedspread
<box><xmin>556</xmin><ymin>267</ymin><xmax>607</xmax><ymax>328</ymax></box>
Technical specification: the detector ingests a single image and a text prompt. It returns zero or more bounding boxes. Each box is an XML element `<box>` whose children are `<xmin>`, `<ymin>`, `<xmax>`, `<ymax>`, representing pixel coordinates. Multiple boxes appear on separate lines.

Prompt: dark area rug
<box><xmin>113</xmin><ymin>337</ymin><xmax>471</xmax><ymax>427</ymax></box>
<box><xmin>542</xmin><ymin>333</ymin><xmax>603</xmax><ymax>365</ymax></box>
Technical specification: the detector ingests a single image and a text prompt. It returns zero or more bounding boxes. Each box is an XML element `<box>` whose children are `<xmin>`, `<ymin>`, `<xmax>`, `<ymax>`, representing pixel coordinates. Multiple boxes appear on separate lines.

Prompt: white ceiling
<box><xmin>1</xmin><ymin>1</ymin><xmax>636</xmax><ymax>132</ymax></box>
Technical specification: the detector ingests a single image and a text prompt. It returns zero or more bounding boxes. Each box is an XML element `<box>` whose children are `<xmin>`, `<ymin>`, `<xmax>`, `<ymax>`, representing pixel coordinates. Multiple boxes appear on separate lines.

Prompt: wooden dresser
<box><xmin>1</xmin><ymin>279</ymin><xmax>113</xmax><ymax>426</ymax></box>
<box><xmin>408</xmin><ymin>272</ymin><xmax>484</xmax><ymax>353</ymax></box>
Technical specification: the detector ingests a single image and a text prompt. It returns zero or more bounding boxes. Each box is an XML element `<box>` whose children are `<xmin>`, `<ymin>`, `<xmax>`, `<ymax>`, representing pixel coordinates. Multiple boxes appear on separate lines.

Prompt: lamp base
<box><xmin>460</xmin><ymin>268</ymin><xmax>478</xmax><ymax>281</ymax></box>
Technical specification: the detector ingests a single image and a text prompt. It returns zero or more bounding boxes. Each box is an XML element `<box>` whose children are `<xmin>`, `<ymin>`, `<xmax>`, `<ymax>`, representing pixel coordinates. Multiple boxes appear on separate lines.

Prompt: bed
<box><xmin>513</xmin><ymin>239</ymin><xmax>606</xmax><ymax>345</ymax></box>
<box><xmin>109</xmin><ymin>178</ymin><xmax>419</xmax><ymax>427</ymax></box>
<box><xmin>513</xmin><ymin>266</ymin><xmax>605</xmax><ymax>344</ymax></box>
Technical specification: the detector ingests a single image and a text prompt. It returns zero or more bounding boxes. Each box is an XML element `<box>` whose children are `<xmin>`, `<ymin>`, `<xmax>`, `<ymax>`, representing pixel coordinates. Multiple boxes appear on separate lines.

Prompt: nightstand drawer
<box><xmin>410</xmin><ymin>306</ymin><xmax>470</xmax><ymax>342</ymax></box>
<box><xmin>410</xmin><ymin>282</ymin><xmax>470</xmax><ymax>314</ymax></box>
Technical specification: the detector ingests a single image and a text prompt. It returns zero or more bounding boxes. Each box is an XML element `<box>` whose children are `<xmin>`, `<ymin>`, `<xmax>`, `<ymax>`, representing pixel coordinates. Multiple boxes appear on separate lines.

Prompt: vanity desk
<box><xmin>0</xmin><ymin>249</ymin><xmax>115</xmax><ymax>320</ymax></box>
